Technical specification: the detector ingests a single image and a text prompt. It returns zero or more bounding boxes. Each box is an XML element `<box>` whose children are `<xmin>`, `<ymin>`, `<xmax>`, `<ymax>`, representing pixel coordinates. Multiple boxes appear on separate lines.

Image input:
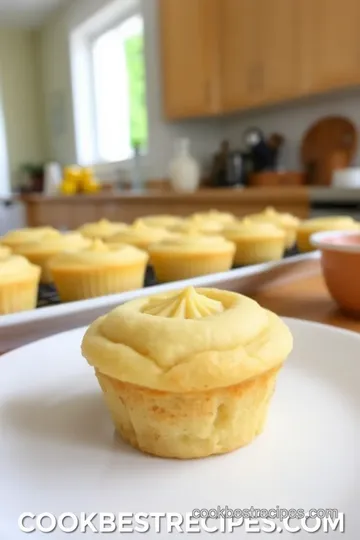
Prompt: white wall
<box><xmin>0</xmin><ymin>28</ymin><xmax>46</xmax><ymax>187</ymax></box>
<box><xmin>39</xmin><ymin>0</ymin><xmax>222</xmax><ymax>180</ymax></box>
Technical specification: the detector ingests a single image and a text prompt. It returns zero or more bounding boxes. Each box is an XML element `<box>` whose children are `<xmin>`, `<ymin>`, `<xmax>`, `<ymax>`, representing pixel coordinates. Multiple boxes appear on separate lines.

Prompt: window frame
<box><xmin>86</xmin><ymin>4</ymin><xmax>146</xmax><ymax>165</ymax></box>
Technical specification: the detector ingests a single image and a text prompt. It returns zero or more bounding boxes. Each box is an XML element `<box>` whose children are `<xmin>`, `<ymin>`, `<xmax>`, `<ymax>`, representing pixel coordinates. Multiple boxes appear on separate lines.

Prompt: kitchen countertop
<box><xmin>21</xmin><ymin>187</ymin><xmax>310</xmax><ymax>227</ymax></box>
<box><xmin>20</xmin><ymin>187</ymin><xmax>309</xmax><ymax>203</ymax></box>
<box><xmin>20</xmin><ymin>186</ymin><xmax>360</xmax><ymax>204</ymax></box>
<box><xmin>309</xmin><ymin>187</ymin><xmax>360</xmax><ymax>203</ymax></box>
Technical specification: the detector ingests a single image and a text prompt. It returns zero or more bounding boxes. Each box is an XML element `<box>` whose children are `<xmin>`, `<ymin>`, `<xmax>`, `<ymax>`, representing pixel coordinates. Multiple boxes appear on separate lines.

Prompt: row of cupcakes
<box><xmin>1</xmin><ymin>210</ymin><xmax>359</xmax><ymax>315</ymax></box>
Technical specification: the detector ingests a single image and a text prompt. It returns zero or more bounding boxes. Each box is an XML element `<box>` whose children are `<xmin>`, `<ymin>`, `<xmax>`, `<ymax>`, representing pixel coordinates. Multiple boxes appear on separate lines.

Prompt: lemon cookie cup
<box><xmin>139</xmin><ymin>215</ymin><xmax>184</xmax><ymax>229</ymax></box>
<box><xmin>148</xmin><ymin>234</ymin><xmax>235</xmax><ymax>282</ymax></box>
<box><xmin>106</xmin><ymin>219</ymin><xmax>174</xmax><ymax>252</ymax></box>
<box><xmin>0</xmin><ymin>245</ymin><xmax>11</xmax><ymax>259</ymax></box>
<box><xmin>15</xmin><ymin>232</ymin><xmax>91</xmax><ymax>284</ymax></box>
<box><xmin>246</xmin><ymin>207</ymin><xmax>300</xmax><ymax>249</ymax></box>
<box><xmin>0</xmin><ymin>254</ymin><xmax>41</xmax><ymax>314</ymax></box>
<box><xmin>49</xmin><ymin>240</ymin><xmax>148</xmax><ymax>302</ymax></box>
<box><xmin>78</xmin><ymin>219</ymin><xmax>128</xmax><ymax>240</ymax></box>
<box><xmin>223</xmin><ymin>220</ymin><xmax>286</xmax><ymax>265</ymax></box>
<box><xmin>1</xmin><ymin>227</ymin><xmax>61</xmax><ymax>250</ymax></box>
<box><xmin>81</xmin><ymin>287</ymin><xmax>293</xmax><ymax>459</ymax></box>
<box><xmin>189</xmin><ymin>209</ymin><xmax>236</xmax><ymax>226</ymax></box>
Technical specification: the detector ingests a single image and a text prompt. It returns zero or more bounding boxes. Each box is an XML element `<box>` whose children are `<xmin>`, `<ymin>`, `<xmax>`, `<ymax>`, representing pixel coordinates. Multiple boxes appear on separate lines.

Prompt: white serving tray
<box><xmin>0</xmin><ymin>252</ymin><xmax>319</xmax><ymax>353</ymax></box>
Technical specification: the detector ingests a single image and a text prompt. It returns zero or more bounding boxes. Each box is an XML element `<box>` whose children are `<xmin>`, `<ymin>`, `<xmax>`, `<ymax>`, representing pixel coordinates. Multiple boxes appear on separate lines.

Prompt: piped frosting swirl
<box><xmin>141</xmin><ymin>287</ymin><xmax>224</xmax><ymax>319</ymax></box>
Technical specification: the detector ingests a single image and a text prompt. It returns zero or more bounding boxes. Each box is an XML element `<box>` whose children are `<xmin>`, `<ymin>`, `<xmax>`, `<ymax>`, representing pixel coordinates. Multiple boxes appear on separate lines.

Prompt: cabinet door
<box><xmin>220</xmin><ymin>0</ymin><xmax>262</xmax><ymax>111</ymax></box>
<box><xmin>220</xmin><ymin>0</ymin><xmax>300</xmax><ymax>111</ymax></box>
<box><xmin>300</xmin><ymin>0</ymin><xmax>360</xmax><ymax>93</ymax></box>
<box><xmin>159</xmin><ymin>0</ymin><xmax>221</xmax><ymax>119</ymax></box>
<box><xmin>260</xmin><ymin>0</ymin><xmax>301</xmax><ymax>103</ymax></box>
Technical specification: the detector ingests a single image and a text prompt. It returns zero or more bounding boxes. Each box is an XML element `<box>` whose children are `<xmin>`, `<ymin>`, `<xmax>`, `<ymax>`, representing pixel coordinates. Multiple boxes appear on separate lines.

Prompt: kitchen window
<box><xmin>90</xmin><ymin>14</ymin><xmax>148</xmax><ymax>163</ymax></box>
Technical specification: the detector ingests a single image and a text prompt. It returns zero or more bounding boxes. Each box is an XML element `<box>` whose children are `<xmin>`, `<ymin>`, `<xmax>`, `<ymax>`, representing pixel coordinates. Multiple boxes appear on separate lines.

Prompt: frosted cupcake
<box><xmin>149</xmin><ymin>234</ymin><xmax>235</xmax><ymax>282</ymax></box>
<box><xmin>297</xmin><ymin>216</ymin><xmax>360</xmax><ymax>253</ymax></box>
<box><xmin>246</xmin><ymin>207</ymin><xmax>300</xmax><ymax>249</ymax></box>
<box><xmin>82</xmin><ymin>286</ymin><xmax>293</xmax><ymax>458</ymax></box>
<box><xmin>49</xmin><ymin>240</ymin><xmax>148</xmax><ymax>302</ymax></box>
<box><xmin>0</xmin><ymin>245</ymin><xmax>11</xmax><ymax>259</ymax></box>
<box><xmin>107</xmin><ymin>219</ymin><xmax>173</xmax><ymax>252</ymax></box>
<box><xmin>223</xmin><ymin>219</ymin><xmax>286</xmax><ymax>265</ymax></box>
<box><xmin>78</xmin><ymin>219</ymin><xmax>128</xmax><ymax>240</ymax></box>
<box><xmin>139</xmin><ymin>215</ymin><xmax>184</xmax><ymax>230</ymax></box>
<box><xmin>189</xmin><ymin>209</ymin><xmax>236</xmax><ymax>226</ymax></box>
<box><xmin>1</xmin><ymin>227</ymin><xmax>61</xmax><ymax>249</ymax></box>
<box><xmin>0</xmin><ymin>254</ymin><xmax>41</xmax><ymax>314</ymax></box>
<box><xmin>15</xmin><ymin>232</ymin><xmax>91</xmax><ymax>283</ymax></box>
<box><xmin>170</xmin><ymin>219</ymin><xmax>224</xmax><ymax>236</ymax></box>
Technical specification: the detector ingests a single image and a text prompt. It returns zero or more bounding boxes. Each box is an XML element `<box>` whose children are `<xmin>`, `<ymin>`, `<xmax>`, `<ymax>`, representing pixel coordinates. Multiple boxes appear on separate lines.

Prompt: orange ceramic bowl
<box><xmin>311</xmin><ymin>231</ymin><xmax>360</xmax><ymax>316</ymax></box>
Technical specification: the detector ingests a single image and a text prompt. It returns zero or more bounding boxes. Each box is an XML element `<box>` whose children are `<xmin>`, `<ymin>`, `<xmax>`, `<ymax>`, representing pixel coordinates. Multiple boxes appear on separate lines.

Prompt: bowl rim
<box><xmin>311</xmin><ymin>230</ymin><xmax>360</xmax><ymax>253</ymax></box>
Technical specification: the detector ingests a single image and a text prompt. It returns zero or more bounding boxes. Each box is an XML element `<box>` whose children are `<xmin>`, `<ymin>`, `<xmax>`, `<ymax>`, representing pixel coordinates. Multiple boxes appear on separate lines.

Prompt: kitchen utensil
<box><xmin>267</xmin><ymin>133</ymin><xmax>285</xmax><ymax>169</ymax></box>
<box><xmin>249</xmin><ymin>171</ymin><xmax>305</xmax><ymax>187</ymax></box>
<box><xmin>251</xmin><ymin>139</ymin><xmax>274</xmax><ymax>172</ymax></box>
<box><xmin>226</xmin><ymin>150</ymin><xmax>248</xmax><ymax>186</ymax></box>
<box><xmin>210</xmin><ymin>140</ymin><xmax>231</xmax><ymax>187</ymax></box>
<box><xmin>242</xmin><ymin>127</ymin><xmax>265</xmax><ymax>150</ymax></box>
<box><xmin>0</xmin><ymin>317</ymin><xmax>357</xmax><ymax>538</ymax></box>
<box><xmin>210</xmin><ymin>141</ymin><xmax>248</xmax><ymax>187</ymax></box>
<box><xmin>301</xmin><ymin>116</ymin><xmax>357</xmax><ymax>185</ymax></box>
<box><xmin>332</xmin><ymin>167</ymin><xmax>360</xmax><ymax>188</ymax></box>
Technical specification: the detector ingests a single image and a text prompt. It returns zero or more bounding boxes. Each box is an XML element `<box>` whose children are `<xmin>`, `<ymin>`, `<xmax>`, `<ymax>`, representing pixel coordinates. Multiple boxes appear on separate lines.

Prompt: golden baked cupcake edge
<box><xmin>148</xmin><ymin>234</ymin><xmax>236</xmax><ymax>282</ymax></box>
<box><xmin>49</xmin><ymin>239</ymin><xmax>149</xmax><ymax>302</ymax></box>
<box><xmin>82</xmin><ymin>287</ymin><xmax>293</xmax><ymax>459</ymax></box>
<box><xmin>0</xmin><ymin>254</ymin><xmax>41</xmax><ymax>314</ymax></box>
<box><xmin>223</xmin><ymin>219</ymin><xmax>286</xmax><ymax>265</ymax></box>
<box><xmin>15</xmin><ymin>232</ymin><xmax>91</xmax><ymax>284</ymax></box>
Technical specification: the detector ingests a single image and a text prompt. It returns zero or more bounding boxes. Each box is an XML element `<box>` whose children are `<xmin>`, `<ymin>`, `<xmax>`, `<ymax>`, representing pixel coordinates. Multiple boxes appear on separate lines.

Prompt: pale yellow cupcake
<box><xmin>78</xmin><ymin>219</ymin><xmax>128</xmax><ymax>240</ymax></box>
<box><xmin>189</xmin><ymin>209</ymin><xmax>236</xmax><ymax>226</ymax></box>
<box><xmin>246</xmin><ymin>207</ymin><xmax>300</xmax><ymax>249</ymax></box>
<box><xmin>148</xmin><ymin>234</ymin><xmax>235</xmax><ymax>282</ymax></box>
<box><xmin>223</xmin><ymin>219</ymin><xmax>286</xmax><ymax>265</ymax></box>
<box><xmin>169</xmin><ymin>219</ymin><xmax>224</xmax><ymax>236</ymax></box>
<box><xmin>0</xmin><ymin>254</ymin><xmax>41</xmax><ymax>314</ymax></box>
<box><xmin>297</xmin><ymin>216</ymin><xmax>360</xmax><ymax>253</ymax></box>
<box><xmin>139</xmin><ymin>215</ymin><xmax>184</xmax><ymax>229</ymax></box>
<box><xmin>15</xmin><ymin>233</ymin><xmax>91</xmax><ymax>284</ymax></box>
<box><xmin>81</xmin><ymin>286</ymin><xmax>293</xmax><ymax>459</ymax></box>
<box><xmin>106</xmin><ymin>219</ymin><xmax>173</xmax><ymax>252</ymax></box>
<box><xmin>49</xmin><ymin>240</ymin><xmax>148</xmax><ymax>302</ymax></box>
<box><xmin>0</xmin><ymin>245</ymin><xmax>11</xmax><ymax>259</ymax></box>
<box><xmin>1</xmin><ymin>227</ymin><xmax>61</xmax><ymax>249</ymax></box>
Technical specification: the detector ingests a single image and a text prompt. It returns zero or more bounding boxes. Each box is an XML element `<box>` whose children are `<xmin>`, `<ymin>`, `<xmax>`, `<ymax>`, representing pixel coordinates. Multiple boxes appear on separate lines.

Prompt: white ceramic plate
<box><xmin>1</xmin><ymin>317</ymin><xmax>358</xmax><ymax>539</ymax></box>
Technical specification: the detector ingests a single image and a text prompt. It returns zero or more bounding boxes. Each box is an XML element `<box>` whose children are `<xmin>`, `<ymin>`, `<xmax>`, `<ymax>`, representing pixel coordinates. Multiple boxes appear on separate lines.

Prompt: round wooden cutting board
<box><xmin>301</xmin><ymin>116</ymin><xmax>357</xmax><ymax>185</ymax></box>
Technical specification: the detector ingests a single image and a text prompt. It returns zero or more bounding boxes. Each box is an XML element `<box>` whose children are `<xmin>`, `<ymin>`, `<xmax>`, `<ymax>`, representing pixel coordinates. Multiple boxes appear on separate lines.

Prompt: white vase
<box><xmin>169</xmin><ymin>139</ymin><xmax>200</xmax><ymax>193</ymax></box>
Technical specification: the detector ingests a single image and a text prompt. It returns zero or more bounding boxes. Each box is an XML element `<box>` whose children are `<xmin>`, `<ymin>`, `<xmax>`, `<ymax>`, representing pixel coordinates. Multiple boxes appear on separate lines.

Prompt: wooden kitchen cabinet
<box><xmin>299</xmin><ymin>0</ymin><xmax>360</xmax><ymax>94</ymax></box>
<box><xmin>220</xmin><ymin>0</ymin><xmax>301</xmax><ymax>111</ymax></box>
<box><xmin>159</xmin><ymin>0</ymin><xmax>360</xmax><ymax>120</ymax></box>
<box><xmin>159</xmin><ymin>0</ymin><xmax>221</xmax><ymax>119</ymax></box>
<box><xmin>219</xmin><ymin>0</ymin><xmax>261</xmax><ymax>110</ymax></box>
